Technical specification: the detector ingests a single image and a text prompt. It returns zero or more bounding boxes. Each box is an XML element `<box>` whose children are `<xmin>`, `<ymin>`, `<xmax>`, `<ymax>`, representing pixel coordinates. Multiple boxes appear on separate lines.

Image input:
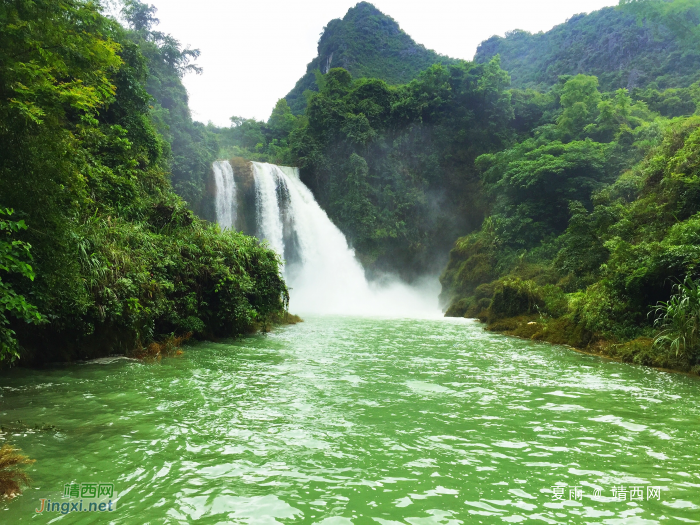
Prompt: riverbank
<box><xmin>481</xmin><ymin>313</ymin><xmax>700</xmax><ymax>376</ymax></box>
<box><xmin>7</xmin><ymin>313</ymin><xmax>303</xmax><ymax>368</ymax></box>
<box><xmin>132</xmin><ymin>312</ymin><xmax>302</xmax><ymax>359</ymax></box>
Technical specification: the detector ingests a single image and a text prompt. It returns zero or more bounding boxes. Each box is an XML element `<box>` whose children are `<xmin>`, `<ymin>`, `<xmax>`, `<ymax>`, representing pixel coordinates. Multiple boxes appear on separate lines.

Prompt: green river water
<box><xmin>1</xmin><ymin>315</ymin><xmax>699</xmax><ymax>523</ymax></box>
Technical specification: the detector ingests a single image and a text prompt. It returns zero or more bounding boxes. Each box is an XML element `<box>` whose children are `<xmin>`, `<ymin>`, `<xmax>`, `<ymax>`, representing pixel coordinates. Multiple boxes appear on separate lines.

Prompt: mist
<box><xmin>213</xmin><ymin>159</ymin><xmax>443</xmax><ymax>318</ymax></box>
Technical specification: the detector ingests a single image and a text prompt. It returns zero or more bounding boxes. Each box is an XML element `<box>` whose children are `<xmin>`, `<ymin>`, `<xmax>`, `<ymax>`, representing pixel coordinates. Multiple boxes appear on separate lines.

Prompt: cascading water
<box><xmin>212</xmin><ymin>160</ymin><xmax>236</xmax><ymax>230</ymax></box>
<box><xmin>213</xmin><ymin>160</ymin><xmax>438</xmax><ymax>316</ymax></box>
<box><xmin>252</xmin><ymin>162</ymin><xmax>286</xmax><ymax>258</ymax></box>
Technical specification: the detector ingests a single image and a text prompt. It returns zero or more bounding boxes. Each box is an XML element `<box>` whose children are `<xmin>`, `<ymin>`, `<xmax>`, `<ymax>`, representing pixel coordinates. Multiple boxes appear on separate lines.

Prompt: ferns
<box><xmin>651</xmin><ymin>276</ymin><xmax>700</xmax><ymax>360</ymax></box>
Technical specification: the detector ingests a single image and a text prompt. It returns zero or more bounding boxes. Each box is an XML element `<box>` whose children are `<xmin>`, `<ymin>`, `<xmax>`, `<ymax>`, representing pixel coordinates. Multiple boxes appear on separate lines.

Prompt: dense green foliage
<box><xmin>284</xmin><ymin>2</ymin><xmax>455</xmax><ymax>114</ymax></box>
<box><xmin>0</xmin><ymin>210</ymin><xmax>42</xmax><ymax>362</ymax></box>
<box><xmin>475</xmin><ymin>5</ymin><xmax>700</xmax><ymax>92</ymax></box>
<box><xmin>287</xmin><ymin>60</ymin><xmax>513</xmax><ymax>277</ymax></box>
<box><xmin>120</xmin><ymin>0</ymin><xmax>221</xmax><ymax>218</ymax></box>
<box><xmin>213</xmin><ymin>98</ymin><xmax>303</xmax><ymax>167</ymax></box>
<box><xmin>440</xmin><ymin>70</ymin><xmax>700</xmax><ymax>369</ymax></box>
<box><xmin>652</xmin><ymin>276</ymin><xmax>700</xmax><ymax>361</ymax></box>
<box><xmin>621</xmin><ymin>0</ymin><xmax>700</xmax><ymax>45</ymax></box>
<box><xmin>0</xmin><ymin>0</ymin><xmax>287</xmax><ymax>364</ymax></box>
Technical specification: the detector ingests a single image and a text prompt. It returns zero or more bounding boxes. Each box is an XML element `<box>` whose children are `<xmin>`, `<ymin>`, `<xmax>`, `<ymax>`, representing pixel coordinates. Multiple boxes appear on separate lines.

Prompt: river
<box><xmin>1</xmin><ymin>315</ymin><xmax>699</xmax><ymax>523</ymax></box>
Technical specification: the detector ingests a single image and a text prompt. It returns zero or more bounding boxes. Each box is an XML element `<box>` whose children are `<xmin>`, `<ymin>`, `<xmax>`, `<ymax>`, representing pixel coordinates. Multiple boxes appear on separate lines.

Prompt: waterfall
<box><xmin>212</xmin><ymin>160</ymin><xmax>236</xmax><ymax>230</ymax></box>
<box><xmin>213</xmin><ymin>160</ymin><xmax>439</xmax><ymax>316</ymax></box>
<box><xmin>252</xmin><ymin>162</ymin><xmax>285</xmax><ymax>257</ymax></box>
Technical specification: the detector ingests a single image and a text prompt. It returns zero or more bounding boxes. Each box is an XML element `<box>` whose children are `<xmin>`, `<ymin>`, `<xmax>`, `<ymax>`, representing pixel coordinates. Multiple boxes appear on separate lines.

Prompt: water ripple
<box><xmin>1</xmin><ymin>315</ymin><xmax>699</xmax><ymax>523</ymax></box>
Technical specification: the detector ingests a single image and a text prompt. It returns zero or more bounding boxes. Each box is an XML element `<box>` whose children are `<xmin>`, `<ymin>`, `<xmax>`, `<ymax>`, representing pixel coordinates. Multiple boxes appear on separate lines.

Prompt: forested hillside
<box><xmin>288</xmin><ymin>61</ymin><xmax>513</xmax><ymax>278</ymax></box>
<box><xmin>0</xmin><ymin>0</ymin><xmax>288</xmax><ymax>365</ymax></box>
<box><xmin>439</xmin><ymin>0</ymin><xmax>700</xmax><ymax>371</ymax></box>
<box><xmin>217</xmin><ymin>0</ymin><xmax>700</xmax><ymax>372</ymax></box>
<box><xmin>8</xmin><ymin>0</ymin><xmax>694</xmax><ymax>371</ymax></box>
<box><xmin>284</xmin><ymin>2</ymin><xmax>455</xmax><ymax>114</ymax></box>
<box><xmin>474</xmin><ymin>5</ymin><xmax>700</xmax><ymax>92</ymax></box>
<box><xmin>215</xmin><ymin>1</ymin><xmax>700</xmax><ymax>287</ymax></box>
<box><xmin>119</xmin><ymin>1</ymin><xmax>221</xmax><ymax>217</ymax></box>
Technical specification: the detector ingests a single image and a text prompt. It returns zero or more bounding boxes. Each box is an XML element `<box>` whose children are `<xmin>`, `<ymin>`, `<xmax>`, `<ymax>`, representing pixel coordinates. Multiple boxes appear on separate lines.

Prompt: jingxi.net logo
<box><xmin>34</xmin><ymin>482</ymin><xmax>117</xmax><ymax>515</ymax></box>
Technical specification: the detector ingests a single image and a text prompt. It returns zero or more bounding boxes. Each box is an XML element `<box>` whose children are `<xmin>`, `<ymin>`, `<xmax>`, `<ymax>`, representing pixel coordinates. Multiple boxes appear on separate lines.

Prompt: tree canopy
<box><xmin>0</xmin><ymin>0</ymin><xmax>288</xmax><ymax>364</ymax></box>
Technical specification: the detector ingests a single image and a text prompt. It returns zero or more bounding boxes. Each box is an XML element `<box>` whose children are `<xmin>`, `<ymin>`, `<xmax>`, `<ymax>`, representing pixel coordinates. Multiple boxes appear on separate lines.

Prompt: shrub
<box><xmin>0</xmin><ymin>444</ymin><xmax>34</xmax><ymax>498</ymax></box>
<box><xmin>444</xmin><ymin>297</ymin><xmax>469</xmax><ymax>317</ymax></box>
<box><xmin>0</xmin><ymin>209</ymin><xmax>42</xmax><ymax>362</ymax></box>
<box><xmin>651</xmin><ymin>276</ymin><xmax>700</xmax><ymax>362</ymax></box>
<box><xmin>488</xmin><ymin>277</ymin><xmax>543</xmax><ymax>321</ymax></box>
<box><xmin>136</xmin><ymin>332</ymin><xmax>192</xmax><ymax>360</ymax></box>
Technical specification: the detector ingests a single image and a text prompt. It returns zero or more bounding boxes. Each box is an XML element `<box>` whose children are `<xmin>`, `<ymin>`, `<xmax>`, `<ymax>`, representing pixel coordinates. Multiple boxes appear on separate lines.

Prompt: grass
<box><xmin>651</xmin><ymin>276</ymin><xmax>700</xmax><ymax>361</ymax></box>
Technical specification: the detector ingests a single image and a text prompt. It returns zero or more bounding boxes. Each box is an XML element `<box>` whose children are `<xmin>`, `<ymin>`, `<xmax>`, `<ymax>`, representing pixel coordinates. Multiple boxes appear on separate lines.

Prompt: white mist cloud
<box><xmin>142</xmin><ymin>0</ymin><xmax>619</xmax><ymax>126</ymax></box>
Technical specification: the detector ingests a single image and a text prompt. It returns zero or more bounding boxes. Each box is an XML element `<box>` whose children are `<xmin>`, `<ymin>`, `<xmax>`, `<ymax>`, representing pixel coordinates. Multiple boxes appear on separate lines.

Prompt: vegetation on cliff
<box><xmin>120</xmin><ymin>0</ymin><xmax>221</xmax><ymax>217</ymax></box>
<box><xmin>440</xmin><ymin>80</ymin><xmax>700</xmax><ymax>371</ymax></box>
<box><xmin>0</xmin><ymin>0</ymin><xmax>288</xmax><ymax>365</ymax></box>
<box><xmin>434</xmin><ymin>1</ymin><xmax>700</xmax><ymax>372</ymax></box>
<box><xmin>284</xmin><ymin>2</ymin><xmax>455</xmax><ymax>114</ymax></box>
<box><xmin>475</xmin><ymin>4</ymin><xmax>700</xmax><ymax>92</ymax></box>
<box><xmin>288</xmin><ymin>60</ymin><xmax>513</xmax><ymax>278</ymax></box>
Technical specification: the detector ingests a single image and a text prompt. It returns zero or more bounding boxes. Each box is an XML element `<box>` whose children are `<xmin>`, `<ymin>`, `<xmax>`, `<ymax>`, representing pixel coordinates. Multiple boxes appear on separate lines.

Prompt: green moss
<box><xmin>465</xmin><ymin>297</ymin><xmax>491</xmax><ymax>318</ymax></box>
<box><xmin>606</xmin><ymin>337</ymin><xmax>694</xmax><ymax>371</ymax></box>
<box><xmin>531</xmin><ymin>318</ymin><xmax>594</xmax><ymax>347</ymax></box>
<box><xmin>507</xmin><ymin>318</ymin><xmax>542</xmax><ymax>338</ymax></box>
<box><xmin>488</xmin><ymin>278</ymin><xmax>543</xmax><ymax>322</ymax></box>
<box><xmin>486</xmin><ymin>315</ymin><xmax>592</xmax><ymax>348</ymax></box>
<box><xmin>444</xmin><ymin>298</ymin><xmax>469</xmax><ymax>317</ymax></box>
<box><xmin>487</xmin><ymin>315</ymin><xmax>537</xmax><ymax>333</ymax></box>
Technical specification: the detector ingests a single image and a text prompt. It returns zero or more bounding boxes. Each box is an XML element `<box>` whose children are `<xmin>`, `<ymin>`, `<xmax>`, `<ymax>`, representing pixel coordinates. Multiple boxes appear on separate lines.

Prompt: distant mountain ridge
<box><xmin>474</xmin><ymin>6</ymin><xmax>700</xmax><ymax>91</ymax></box>
<box><xmin>285</xmin><ymin>3</ymin><xmax>700</xmax><ymax>117</ymax></box>
<box><xmin>284</xmin><ymin>2</ymin><xmax>455</xmax><ymax>114</ymax></box>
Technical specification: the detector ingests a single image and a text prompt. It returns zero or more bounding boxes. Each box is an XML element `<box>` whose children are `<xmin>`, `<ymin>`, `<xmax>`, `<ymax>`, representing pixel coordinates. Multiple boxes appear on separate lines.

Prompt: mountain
<box><xmin>284</xmin><ymin>2</ymin><xmax>455</xmax><ymax>114</ymax></box>
<box><xmin>474</xmin><ymin>6</ymin><xmax>700</xmax><ymax>92</ymax></box>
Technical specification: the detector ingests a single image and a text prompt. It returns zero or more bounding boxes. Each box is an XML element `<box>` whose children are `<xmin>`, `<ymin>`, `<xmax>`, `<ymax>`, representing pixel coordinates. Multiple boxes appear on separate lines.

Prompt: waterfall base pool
<box><xmin>1</xmin><ymin>316</ymin><xmax>699</xmax><ymax>523</ymax></box>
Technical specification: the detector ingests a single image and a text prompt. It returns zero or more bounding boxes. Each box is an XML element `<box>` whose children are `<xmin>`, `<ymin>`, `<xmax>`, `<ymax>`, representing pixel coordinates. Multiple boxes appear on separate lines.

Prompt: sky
<box><xmin>137</xmin><ymin>0</ymin><xmax>620</xmax><ymax>126</ymax></box>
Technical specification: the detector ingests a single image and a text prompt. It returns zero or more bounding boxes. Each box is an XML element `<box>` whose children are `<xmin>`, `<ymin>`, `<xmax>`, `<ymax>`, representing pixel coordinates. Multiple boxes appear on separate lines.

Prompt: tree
<box><xmin>0</xmin><ymin>0</ymin><xmax>288</xmax><ymax>364</ymax></box>
<box><xmin>267</xmin><ymin>99</ymin><xmax>297</xmax><ymax>139</ymax></box>
<box><xmin>0</xmin><ymin>210</ymin><xmax>42</xmax><ymax>362</ymax></box>
<box><xmin>478</xmin><ymin>139</ymin><xmax>610</xmax><ymax>246</ymax></box>
<box><xmin>557</xmin><ymin>75</ymin><xmax>602</xmax><ymax>140</ymax></box>
<box><xmin>121</xmin><ymin>0</ymin><xmax>160</xmax><ymax>32</ymax></box>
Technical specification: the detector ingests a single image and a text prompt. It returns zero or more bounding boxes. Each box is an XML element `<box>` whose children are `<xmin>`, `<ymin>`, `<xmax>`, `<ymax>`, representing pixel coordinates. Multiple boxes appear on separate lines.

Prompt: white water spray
<box><xmin>213</xmin><ymin>160</ymin><xmax>439</xmax><ymax>317</ymax></box>
<box><xmin>212</xmin><ymin>160</ymin><xmax>236</xmax><ymax>230</ymax></box>
<box><xmin>252</xmin><ymin>162</ymin><xmax>286</xmax><ymax>258</ymax></box>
